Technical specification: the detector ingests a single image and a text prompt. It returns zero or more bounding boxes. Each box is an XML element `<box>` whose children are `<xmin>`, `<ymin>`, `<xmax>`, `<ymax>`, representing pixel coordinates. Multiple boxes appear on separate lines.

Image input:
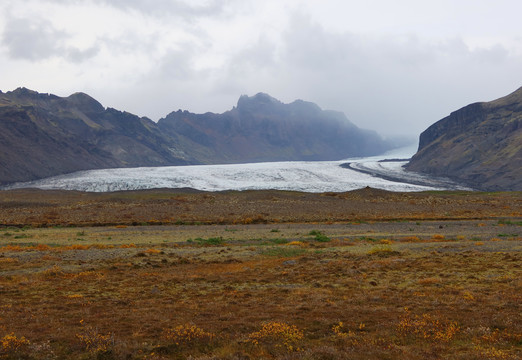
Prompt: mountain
<box><xmin>0</xmin><ymin>88</ymin><xmax>392</xmax><ymax>186</ymax></box>
<box><xmin>157</xmin><ymin>92</ymin><xmax>389</xmax><ymax>163</ymax></box>
<box><xmin>0</xmin><ymin>88</ymin><xmax>192</xmax><ymax>185</ymax></box>
<box><xmin>406</xmin><ymin>87</ymin><xmax>522</xmax><ymax>191</ymax></box>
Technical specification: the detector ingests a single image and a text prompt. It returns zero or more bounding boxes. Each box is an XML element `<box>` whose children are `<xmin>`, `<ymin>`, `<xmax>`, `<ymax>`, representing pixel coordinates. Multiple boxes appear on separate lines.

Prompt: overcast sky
<box><xmin>1</xmin><ymin>0</ymin><xmax>521</xmax><ymax>138</ymax></box>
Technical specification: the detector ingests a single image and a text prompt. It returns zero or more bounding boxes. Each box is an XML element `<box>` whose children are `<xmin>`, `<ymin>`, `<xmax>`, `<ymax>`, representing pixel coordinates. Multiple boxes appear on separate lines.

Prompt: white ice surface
<box><xmin>3</xmin><ymin>146</ymin><xmax>470</xmax><ymax>193</ymax></box>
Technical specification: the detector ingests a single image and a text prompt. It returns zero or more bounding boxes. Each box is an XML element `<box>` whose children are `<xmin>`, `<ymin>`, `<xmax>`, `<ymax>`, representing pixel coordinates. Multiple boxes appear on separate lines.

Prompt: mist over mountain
<box><xmin>0</xmin><ymin>88</ymin><xmax>393</xmax><ymax>185</ymax></box>
<box><xmin>158</xmin><ymin>92</ymin><xmax>390</xmax><ymax>164</ymax></box>
<box><xmin>406</xmin><ymin>87</ymin><xmax>522</xmax><ymax>191</ymax></box>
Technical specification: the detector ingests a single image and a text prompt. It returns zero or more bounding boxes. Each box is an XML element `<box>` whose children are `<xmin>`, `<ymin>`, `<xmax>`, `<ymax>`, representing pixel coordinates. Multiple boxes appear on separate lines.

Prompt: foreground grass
<box><xmin>0</xmin><ymin>221</ymin><xmax>520</xmax><ymax>359</ymax></box>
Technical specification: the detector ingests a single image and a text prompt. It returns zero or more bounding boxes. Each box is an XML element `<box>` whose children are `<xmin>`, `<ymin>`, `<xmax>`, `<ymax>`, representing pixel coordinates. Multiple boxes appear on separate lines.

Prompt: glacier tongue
<box><xmin>3</xmin><ymin>147</ymin><xmax>470</xmax><ymax>193</ymax></box>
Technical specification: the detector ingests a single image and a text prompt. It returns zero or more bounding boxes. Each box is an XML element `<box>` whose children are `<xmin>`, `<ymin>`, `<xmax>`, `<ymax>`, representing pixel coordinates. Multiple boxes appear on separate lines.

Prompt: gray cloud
<box><xmin>66</xmin><ymin>46</ymin><xmax>100</xmax><ymax>63</ymax></box>
<box><xmin>47</xmin><ymin>0</ymin><xmax>231</xmax><ymax>18</ymax></box>
<box><xmin>75</xmin><ymin>11</ymin><xmax>522</xmax><ymax>138</ymax></box>
<box><xmin>1</xmin><ymin>17</ymin><xmax>99</xmax><ymax>62</ymax></box>
<box><xmin>221</xmin><ymin>37</ymin><xmax>278</xmax><ymax>80</ymax></box>
<box><xmin>210</xmin><ymin>14</ymin><xmax>522</xmax><ymax>137</ymax></box>
<box><xmin>155</xmin><ymin>48</ymin><xmax>197</xmax><ymax>81</ymax></box>
<box><xmin>2</xmin><ymin>17</ymin><xmax>67</xmax><ymax>60</ymax></box>
<box><xmin>108</xmin><ymin>0</ymin><xmax>228</xmax><ymax>17</ymax></box>
<box><xmin>2</xmin><ymin>1</ymin><xmax>521</xmax><ymax>140</ymax></box>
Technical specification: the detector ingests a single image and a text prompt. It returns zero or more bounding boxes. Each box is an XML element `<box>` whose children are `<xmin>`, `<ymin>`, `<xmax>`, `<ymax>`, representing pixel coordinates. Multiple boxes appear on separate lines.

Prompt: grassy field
<box><xmin>0</xmin><ymin>189</ymin><xmax>521</xmax><ymax>359</ymax></box>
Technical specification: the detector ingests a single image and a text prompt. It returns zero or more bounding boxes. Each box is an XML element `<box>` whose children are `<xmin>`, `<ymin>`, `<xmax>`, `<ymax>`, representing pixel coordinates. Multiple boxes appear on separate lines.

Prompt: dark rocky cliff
<box><xmin>406</xmin><ymin>87</ymin><xmax>522</xmax><ymax>191</ymax></box>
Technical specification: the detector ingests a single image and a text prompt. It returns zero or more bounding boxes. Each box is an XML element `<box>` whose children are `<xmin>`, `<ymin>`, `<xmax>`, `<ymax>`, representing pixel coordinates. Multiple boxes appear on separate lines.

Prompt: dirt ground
<box><xmin>0</xmin><ymin>187</ymin><xmax>520</xmax><ymax>227</ymax></box>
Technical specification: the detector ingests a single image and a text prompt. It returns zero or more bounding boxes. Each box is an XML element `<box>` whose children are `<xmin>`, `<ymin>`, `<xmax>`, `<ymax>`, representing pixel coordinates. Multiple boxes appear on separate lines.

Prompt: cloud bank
<box><xmin>1</xmin><ymin>0</ymin><xmax>521</xmax><ymax>137</ymax></box>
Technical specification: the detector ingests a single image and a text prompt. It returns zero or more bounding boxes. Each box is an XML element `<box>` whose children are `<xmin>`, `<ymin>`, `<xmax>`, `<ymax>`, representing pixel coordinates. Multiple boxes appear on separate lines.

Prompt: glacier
<box><xmin>2</xmin><ymin>146</ymin><xmax>471</xmax><ymax>193</ymax></box>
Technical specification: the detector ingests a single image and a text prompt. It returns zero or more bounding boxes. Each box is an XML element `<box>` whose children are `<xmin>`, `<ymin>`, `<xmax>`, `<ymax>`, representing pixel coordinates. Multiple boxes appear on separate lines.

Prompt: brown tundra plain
<box><xmin>0</xmin><ymin>188</ymin><xmax>520</xmax><ymax>359</ymax></box>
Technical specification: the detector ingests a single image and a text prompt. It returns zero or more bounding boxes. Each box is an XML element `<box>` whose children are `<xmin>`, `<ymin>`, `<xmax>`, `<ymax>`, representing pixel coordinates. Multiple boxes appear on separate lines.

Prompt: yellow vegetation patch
<box><xmin>76</xmin><ymin>321</ymin><xmax>113</xmax><ymax>353</ymax></box>
<box><xmin>33</xmin><ymin>244</ymin><xmax>51</xmax><ymax>251</ymax></box>
<box><xmin>61</xmin><ymin>244</ymin><xmax>90</xmax><ymax>250</ymax></box>
<box><xmin>462</xmin><ymin>291</ymin><xmax>475</xmax><ymax>301</ymax></box>
<box><xmin>286</xmin><ymin>241</ymin><xmax>307</xmax><ymax>247</ymax></box>
<box><xmin>367</xmin><ymin>245</ymin><xmax>396</xmax><ymax>256</ymax></box>
<box><xmin>332</xmin><ymin>321</ymin><xmax>355</xmax><ymax>339</ymax></box>
<box><xmin>397</xmin><ymin>308</ymin><xmax>459</xmax><ymax>343</ymax></box>
<box><xmin>0</xmin><ymin>257</ymin><xmax>17</xmax><ymax>264</ymax></box>
<box><xmin>163</xmin><ymin>324</ymin><xmax>214</xmax><ymax>346</ymax></box>
<box><xmin>417</xmin><ymin>277</ymin><xmax>441</xmax><ymax>285</ymax></box>
<box><xmin>66</xmin><ymin>294</ymin><xmax>84</xmax><ymax>299</ymax></box>
<box><xmin>1</xmin><ymin>333</ymin><xmax>30</xmax><ymax>354</ymax></box>
<box><xmin>144</xmin><ymin>248</ymin><xmax>161</xmax><ymax>254</ymax></box>
<box><xmin>248</xmin><ymin>321</ymin><xmax>303</xmax><ymax>352</ymax></box>
<box><xmin>89</xmin><ymin>244</ymin><xmax>114</xmax><ymax>249</ymax></box>
<box><xmin>0</xmin><ymin>245</ymin><xmax>23</xmax><ymax>252</ymax></box>
<box><xmin>120</xmin><ymin>243</ymin><xmax>137</xmax><ymax>248</ymax></box>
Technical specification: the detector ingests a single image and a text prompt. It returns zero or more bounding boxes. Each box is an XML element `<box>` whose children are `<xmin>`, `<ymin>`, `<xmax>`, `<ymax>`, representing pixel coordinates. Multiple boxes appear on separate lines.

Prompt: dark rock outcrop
<box><xmin>406</xmin><ymin>87</ymin><xmax>522</xmax><ymax>191</ymax></box>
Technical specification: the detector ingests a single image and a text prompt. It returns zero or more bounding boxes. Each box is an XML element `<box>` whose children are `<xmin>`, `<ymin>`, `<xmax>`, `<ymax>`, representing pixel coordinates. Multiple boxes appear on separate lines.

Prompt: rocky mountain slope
<box><xmin>158</xmin><ymin>92</ymin><xmax>388</xmax><ymax>163</ymax></box>
<box><xmin>0</xmin><ymin>88</ymin><xmax>192</xmax><ymax>185</ymax></box>
<box><xmin>406</xmin><ymin>87</ymin><xmax>522</xmax><ymax>191</ymax></box>
<box><xmin>0</xmin><ymin>89</ymin><xmax>391</xmax><ymax>185</ymax></box>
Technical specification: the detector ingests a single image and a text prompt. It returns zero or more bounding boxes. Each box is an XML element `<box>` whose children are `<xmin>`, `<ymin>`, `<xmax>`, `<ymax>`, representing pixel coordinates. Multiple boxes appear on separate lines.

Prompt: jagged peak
<box><xmin>67</xmin><ymin>92</ymin><xmax>105</xmax><ymax>113</ymax></box>
<box><xmin>68</xmin><ymin>91</ymin><xmax>99</xmax><ymax>103</ymax></box>
<box><xmin>237</xmin><ymin>92</ymin><xmax>282</xmax><ymax>109</ymax></box>
<box><xmin>69</xmin><ymin>91</ymin><xmax>92</xmax><ymax>98</ymax></box>
<box><xmin>10</xmin><ymin>87</ymin><xmax>39</xmax><ymax>96</ymax></box>
<box><xmin>288</xmin><ymin>98</ymin><xmax>322</xmax><ymax>113</ymax></box>
<box><xmin>251</xmin><ymin>92</ymin><xmax>280</xmax><ymax>102</ymax></box>
<box><xmin>5</xmin><ymin>87</ymin><xmax>60</xmax><ymax>102</ymax></box>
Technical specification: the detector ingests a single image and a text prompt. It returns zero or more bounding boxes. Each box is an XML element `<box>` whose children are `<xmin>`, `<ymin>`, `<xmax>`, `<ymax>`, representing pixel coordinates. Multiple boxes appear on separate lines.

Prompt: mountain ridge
<box><xmin>0</xmin><ymin>88</ymin><xmax>392</xmax><ymax>185</ymax></box>
<box><xmin>406</xmin><ymin>87</ymin><xmax>522</xmax><ymax>191</ymax></box>
<box><xmin>157</xmin><ymin>92</ymin><xmax>389</xmax><ymax>164</ymax></box>
<box><xmin>0</xmin><ymin>88</ymin><xmax>194</xmax><ymax>185</ymax></box>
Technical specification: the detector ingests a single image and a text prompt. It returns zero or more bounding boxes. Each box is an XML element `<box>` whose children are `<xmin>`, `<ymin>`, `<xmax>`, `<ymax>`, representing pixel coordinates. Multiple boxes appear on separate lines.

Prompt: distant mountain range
<box><xmin>158</xmin><ymin>92</ymin><xmax>390</xmax><ymax>164</ymax></box>
<box><xmin>0</xmin><ymin>88</ymin><xmax>393</xmax><ymax>185</ymax></box>
<box><xmin>406</xmin><ymin>87</ymin><xmax>522</xmax><ymax>191</ymax></box>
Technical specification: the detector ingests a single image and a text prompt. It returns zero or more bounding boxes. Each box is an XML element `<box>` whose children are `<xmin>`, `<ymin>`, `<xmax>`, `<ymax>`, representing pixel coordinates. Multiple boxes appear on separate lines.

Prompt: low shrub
<box><xmin>397</xmin><ymin>308</ymin><xmax>459</xmax><ymax>343</ymax></box>
<box><xmin>163</xmin><ymin>324</ymin><xmax>215</xmax><ymax>348</ymax></box>
<box><xmin>309</xmin><ymin>230</ymin><xmax>330</xmax><ymax>242</ymax></box>
<box><xmin>367</xmin><ymin>245</ymin><xmax>399</xmax><ymax>257</ymax></box>
<box><xmin>76</xmin><ymin>323</ymin><xmax>114</xmax><ymax>353</ymax></box>
<box><xmin>195</xmin><ymin>237</ymin><xmax>224</xmax><ymax>246</ymax></box>
<box><xmin>1</xmin><ymin>333</ymin><xmax>30</xmax><ymax>355</ymax></box>
<box><xmin>248</xmin><ymin>321</ymin><xmax>303</xmax><ymax>352</ymax></box>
